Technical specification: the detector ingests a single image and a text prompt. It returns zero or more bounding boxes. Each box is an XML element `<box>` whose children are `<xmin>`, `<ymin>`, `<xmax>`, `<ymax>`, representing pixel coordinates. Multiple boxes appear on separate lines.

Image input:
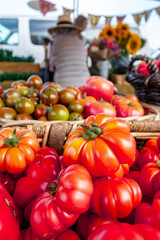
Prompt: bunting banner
<box><xmin>144</xmin><ymin>10</ymin><xmax>152</xmax><ymax>22</ymax></box>
<box><xmin>105</xmin><ymin>16</ymin><xmax>112</xmax><ymax>25</ymax></box>
<box><xmin>155</xmin><ymin>7</ymin><xmax>160</xmax><ymax>16</ymax></box>
<box><xmin>88</xmin><ymin>14</ymin><xmax>101</xmax><ymax>29</ymax></box>
<box><xmin>117</xmin><ymin>16</ymin><xmax>125</xmax><ymax>23</ymax></box>
<box><xmin>63</xmin><ymin>7</ymin><xmax>74</xmax><ymax>16</ymax></box>
<box><xmin>39</xmin><ymin>0</ymin><xmax>55</xmax><ymax>16</ymax></box>
<box><xmin>87</xmin><ymin>5</ymin><xmax>160</xmax><ymax>28</ymax></box>
<box><xmin>133</xmin><ymin>12</ymin><xmax>144</xmax><ymax>25</ymax></box>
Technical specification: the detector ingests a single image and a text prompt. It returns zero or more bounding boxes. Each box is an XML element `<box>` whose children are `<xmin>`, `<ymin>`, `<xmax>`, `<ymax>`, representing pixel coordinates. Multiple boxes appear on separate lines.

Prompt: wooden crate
<box><xmin>0</xmin><ymin>62</ymin><xmax>41</xmax><ymax>73</ymax></box>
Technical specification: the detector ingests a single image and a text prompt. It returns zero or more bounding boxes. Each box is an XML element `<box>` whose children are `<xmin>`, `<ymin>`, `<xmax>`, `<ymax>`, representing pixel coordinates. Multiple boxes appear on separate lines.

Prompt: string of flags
<box><xmin>88</xmin><ymin>6</ymin><xmax>160</xmax><ymax>29</ymax></box>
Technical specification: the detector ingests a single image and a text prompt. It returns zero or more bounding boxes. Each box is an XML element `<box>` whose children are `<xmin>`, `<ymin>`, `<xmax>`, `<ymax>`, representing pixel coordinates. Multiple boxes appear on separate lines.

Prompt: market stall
<box><xmin>0</xmin><ymin>0</ymin><xmax>160</xmax><ymax>239</ymax></box>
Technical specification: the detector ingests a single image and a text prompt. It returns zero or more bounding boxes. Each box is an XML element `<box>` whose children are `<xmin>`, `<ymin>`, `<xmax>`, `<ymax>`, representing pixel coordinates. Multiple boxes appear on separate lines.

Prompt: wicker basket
<box><xmin>126</xmin><ymin>55</ymin><xmax>160</xmax><ymax>106</ymax></box>
<box><xmin>0</xmin><ymin>102</ymin><xmax>160</xmax><ymax>155</ymax></box>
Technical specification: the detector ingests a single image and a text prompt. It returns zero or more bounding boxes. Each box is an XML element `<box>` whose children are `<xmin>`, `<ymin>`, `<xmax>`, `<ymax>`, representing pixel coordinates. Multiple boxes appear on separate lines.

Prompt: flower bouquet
<box><xmin>89</xmin><ymin>22</ymin><xmax>145</xmax><ymax>65</ymax></box>
<box><xmin>88</xmin><ymin>37</ymin><xmax>120</xmax><ymax>62</ymax></box>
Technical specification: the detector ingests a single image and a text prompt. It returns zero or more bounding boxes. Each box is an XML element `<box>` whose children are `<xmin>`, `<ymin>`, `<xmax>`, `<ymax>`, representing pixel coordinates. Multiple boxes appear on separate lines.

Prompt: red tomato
<box><xmin>63</xmin><ymin>113</ymin><xmax>136</xmax><ymax>177</ymax></box>
<box><xmin>0</xmin><ymin>172</ymin><xmax>17</xmax><ymax>196</ymax></box>
<box><xmin>139</xmin><ymin>162</ymin><xmax>160</xmax><ymax>198</ymax></box>
<box><xmin>76</xmin><ymin>210</ymin><xmax>118</xmax><ymax>240</ymax></box>
<box><xmin>13</xmin><ymin>149</ymin><xmax>60</xmax><ymax>221</ymax></box>
<box><xmin>0</xmin><ymin>183</ymin><xmax>19</xmax><ymax>240</ymax></box>
<box><xmin>137</xmin><ymin>149</ymin><xmax>159</xmax><ymax>170</ymax></box>
<box><xmin>87</xmin><ymin>223</ymin><xmax>160</xmax><ymax>240</ymax></box>
<box><xmin>76</xmin><ymin>92</ymin><xmax>97</xmax><ymax>107</ymax></box>
<box><xmin>115</xmin><ymin>98</ymin><xmax>144</xmax><ymax>117</ymax></box>
<box><xmin>30</xmin><ymin>164</ymin><xmax>93</xmax><ymax>239</ymax></box>
<box><xmin>56</xmin><ymin>229</ymin><xmax>80</xmax><ymax>240</ymax></box>
<box><xmin>0</xmin><ymin>128</ymin><xmax>39</xmax><ymax>173</ymax></box>
<box><xmin>34</xmin><ymin>103</ymin><xmax>48</xmax><ymax>119</ymax></box>
<box><xmin>90</xmin><ymin>177</ymin><xmax>142</xmax><ymax>219</ymax></box>
<box><xmin>111</xmin><ymin>95</ymin><xmax>125</xmax><ymax>108</ymax></box>
<box><xmin>83</xmin><ymin>76</ymin><xmax>114</xmax><ymax>102</ymax></box>
<box><xmin>140</xmin><ymin>138</ymin><xmax>160</xmax><ymax>154</ymax></box>
<box><xmin>126</xmin><ymin>94</ymin><xmax>139</xmax><ymax>102</ymax></box>
<box><xmin>135</xmin><ymin>61</ymin><xmax>150</xmax><ymax>75</ymax></box>
<box><xmin>84</xmin><ymin>100</ymin><xmax>116</xmax><ymax>118</ymax></box>
<box><xmin>134</xmin><ymin>191</ymin><xmax>160</xmax><ymax>230</ymax></box>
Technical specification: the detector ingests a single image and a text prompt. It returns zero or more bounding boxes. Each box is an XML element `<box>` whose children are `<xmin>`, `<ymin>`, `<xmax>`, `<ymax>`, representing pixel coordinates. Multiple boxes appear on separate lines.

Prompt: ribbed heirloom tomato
<box><xmin>0</xmin><ymin>128</ymin><xmax>39</xmax><ymax>173</ymax></box>
<box><xmin>63</xmin><ymin>113</ymin><xmax>136</xmax><ymax>177</ymax></box>
<box><xmin>30</xmin><ymin>164</ymin><xmax>93</xmax><ymax>239</ymax></box>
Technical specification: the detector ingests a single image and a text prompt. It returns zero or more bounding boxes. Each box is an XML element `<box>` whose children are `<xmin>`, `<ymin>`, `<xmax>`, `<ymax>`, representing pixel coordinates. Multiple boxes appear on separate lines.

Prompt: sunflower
<box><xmin>126</xmin><ymin>35</ymin><xmax>142</xmax><ymax>54</ymax></box>
<box><xmin>115</xmin><ymin>23</ymin><xmax>130</xmax><ymax>39</ymax></box>
<box><xmin>102</xmin><ymin>26</ymin><xmax>115</xmax><ymax>40</ymax></box>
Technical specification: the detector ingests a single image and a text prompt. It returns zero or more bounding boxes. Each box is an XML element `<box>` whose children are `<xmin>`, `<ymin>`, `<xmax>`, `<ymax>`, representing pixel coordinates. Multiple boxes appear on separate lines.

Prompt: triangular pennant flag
<box><xmin>117</xmin><ymin>16</ymin><xmax>125</xmax><ymax>23</ymax></box>
<box><xmin>144</xmin><ymin>10</ymin><xmax>152</xmax><ymax>22</ymax></box>
<box><xmin>39</xmin><ymin>0</ymin><xmax>55</xmax><ymax>16</ymax></box>
<box><xmin>156</xmin><ymin>7</ymin><xmax>160</xmax><ymax>16</ymax></box>
<box><xmin>88</xmin><ymin>14</ymin><xmax>100</xmax><ymax>29</ymax></box>
<box><xmin>63</xmin><ymin>7</ymin><xmax>74</xmax><ymax>16</ymax></box>
<box><xmin>105</xmin><ymin>16</ymin><xmax>112</xmax><ymax>25</ymax></box>
<box><xmin>133</xmin><ymin>13</ymin><xmax>143</xmax><ymax>25</ymax></box>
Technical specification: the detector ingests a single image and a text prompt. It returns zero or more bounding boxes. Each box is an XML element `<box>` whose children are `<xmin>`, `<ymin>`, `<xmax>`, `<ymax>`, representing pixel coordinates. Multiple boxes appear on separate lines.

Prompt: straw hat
<box><xmin>48</xmin><ymin>14</ymin><xmax>82</xmax><ymax>34</ymax></box>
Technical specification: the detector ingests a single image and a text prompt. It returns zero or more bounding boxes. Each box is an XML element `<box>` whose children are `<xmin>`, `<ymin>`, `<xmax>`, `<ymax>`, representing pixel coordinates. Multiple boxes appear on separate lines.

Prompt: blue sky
<box><xmin>0</xmin><ymin>0</ymin><xmax>160</xmax><ymax>49</ymax></box>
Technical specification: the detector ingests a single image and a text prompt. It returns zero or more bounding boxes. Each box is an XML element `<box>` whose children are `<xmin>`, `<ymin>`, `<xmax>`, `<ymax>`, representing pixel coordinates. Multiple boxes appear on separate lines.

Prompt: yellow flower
<box><xmin>99</xmin><ymin>31</ymin><xmax>104</xmax><ymax>38</ymax></box>
<box><xmin>115</xmin><ymin>23</ymin><xmax>130</xmax><ymax>39</ymax></box>
<box><xmin>102</xmin><ymin>26</ymin><xmax>115</xmax><ymax>40</ymax></box>
<box><xmin>126</xmin><ymin>35</ymin><xmax>142</xmax><ymax>54</ymax></box>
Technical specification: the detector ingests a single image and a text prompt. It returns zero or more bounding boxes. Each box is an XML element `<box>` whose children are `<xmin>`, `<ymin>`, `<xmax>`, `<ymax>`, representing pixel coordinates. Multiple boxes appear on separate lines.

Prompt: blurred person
<box><xmin>48</xmin><ymin>14</ymin><xmax>90</xmax><ymax>88</ymax></box>
<box><xmin>74</xmin><ymin>15</ymin><xmax>88</xmax><ymax>41</ymax></box>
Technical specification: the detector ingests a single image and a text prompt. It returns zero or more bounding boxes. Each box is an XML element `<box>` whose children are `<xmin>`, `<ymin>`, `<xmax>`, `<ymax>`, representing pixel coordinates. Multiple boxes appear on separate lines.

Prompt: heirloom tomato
<box><xmin>76</xmin><ymin>92</ymin><xmax>97</xmax><ymax>107</ymax></box>
<box><xmin>0</xmin><ymin>128</ymin><xmax>39</xmax><ymax>173</ymax></box>
<box><xmin>13</xmin><ymin>147</ymin><xmax>60</xmax><ymax>221</ymax></box>
<box><xmin>139</xmin><ymin>162</ymin><xmax>160</xmax><ymax>198</ymax></box>
<box><xmin>63</xmin><ymin>113</ymin><xmax>136</xmax><ymax>177</ymax></box>
<box><xmin>0</xmin><ymin>183</ymin><xmax>19</xmax><ymax>240</ymax></box>
<box><xmin>87</xmin><ymin>223</ymin><xmax>160</xmax><ymax>240</ymax></box>
<box><xmin>140</xmin><ymin>138</ymin><xmax>160</xmax><ymax>154</ymax></box>
<box><xmin>115</xmin><ymin>98</ymin><xmax>144</xmax><ymax>117</ymax></box>
<box><xmin>30</xmin><ymin>164</ymin><xmax>93</xmax><ymax>239</ymax></box>
<box><xmin>83</xmin><ymin>76</ymin><xmax>114</xmax><ymax>102</ymax></box>
<box><xmin>76</xmin><ymin>210</ymin><xmax>118</xmax><ymax>240</ymax></box>
<box><xmin>134</xmin><ymin>190</ymin><xmax>160</xmax><ymax>230</ymax></box>
<box><xmin>84</xmin><ymin>99</ymin><xmax>116</xmax><ymax>118</ymax></box>
<box><xmin>90</xmin><ymin>177</ymin><xmax>142</xmax><ymax>219</ymax></box>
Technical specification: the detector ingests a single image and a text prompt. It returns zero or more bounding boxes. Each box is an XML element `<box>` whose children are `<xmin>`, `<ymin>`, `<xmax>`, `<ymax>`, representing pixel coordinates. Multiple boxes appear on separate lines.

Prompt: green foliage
<box><xmin>0</xmin><ymin>72</ymin><xmax>32</xmax><ymax>82</ymax></box>
<box><xmin>0</xmin><ymin>49</ymin><xmax>35</xmax><ymax>62</ymax></box>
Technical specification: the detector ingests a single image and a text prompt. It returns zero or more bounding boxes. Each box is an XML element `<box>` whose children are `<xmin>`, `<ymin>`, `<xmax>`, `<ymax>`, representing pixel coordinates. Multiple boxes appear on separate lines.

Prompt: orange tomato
<box><xmin>0</xmin><ymin>128</ymin><xmax>39</xmax><ymax>173</ymax></box>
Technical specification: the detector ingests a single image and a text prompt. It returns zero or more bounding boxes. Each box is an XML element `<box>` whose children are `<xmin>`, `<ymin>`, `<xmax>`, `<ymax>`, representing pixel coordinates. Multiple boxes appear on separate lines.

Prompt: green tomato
<box><xmin>47</xmin><ymin>104</ymin><xmax>69</xmax><ymax>121</ymax></box>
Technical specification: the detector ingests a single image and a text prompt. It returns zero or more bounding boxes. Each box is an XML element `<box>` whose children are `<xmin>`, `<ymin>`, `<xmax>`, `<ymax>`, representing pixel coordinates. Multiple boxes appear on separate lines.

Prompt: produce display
<box><xmin>0</xmin><ymin>74</ymin><xmax>147</xmax><ymax>122</ymax></box>
<box><xmin>0</xmin><ymin>71</ymin><xmax>160</xmax><ymax>239</ymax></box>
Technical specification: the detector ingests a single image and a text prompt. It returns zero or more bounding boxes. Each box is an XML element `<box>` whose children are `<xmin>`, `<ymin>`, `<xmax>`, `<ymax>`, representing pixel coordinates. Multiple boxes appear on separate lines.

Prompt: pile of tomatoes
<box><xmin>0</xmin><ymin>75</ymin><xmax>85</xmax><ymax>121</ymax></box>
<box><xmin>0</xmin><ymin>75</ymin><xmax>146</xmax><ymax>122</ymax></box>
<box><xmin>1</xmin><ymin>113</ymin><xmax>160</xmax><ymax>239</ymax></box>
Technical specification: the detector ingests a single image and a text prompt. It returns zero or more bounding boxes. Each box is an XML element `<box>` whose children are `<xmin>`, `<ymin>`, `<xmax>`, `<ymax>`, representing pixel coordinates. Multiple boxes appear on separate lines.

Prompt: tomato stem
<box><xmin>4</xmin><ymin>129</ymin><xmax>25</xmax><ymax>147</ymax></box>
<box><xmin>74</xmin><ymin>122</ymin><xmax>101</xmax><ymax>140</ymax></box>
<box><xmin>48</xmin><ymin>172</ymin><xmax>62</xmax><ymax>195</ymax></box>
<box><xmin>156</xmin><ymin>159</ymin><xmax>160</xmax><ymax>167</ymax></box>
